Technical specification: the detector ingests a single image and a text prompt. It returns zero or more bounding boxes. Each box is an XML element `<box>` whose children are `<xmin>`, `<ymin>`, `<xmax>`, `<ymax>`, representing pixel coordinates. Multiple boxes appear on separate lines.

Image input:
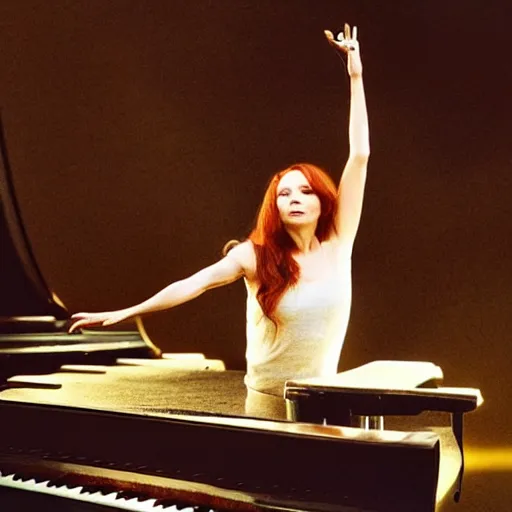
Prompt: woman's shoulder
<box><xmin>225</xmin><ymin>240</ymin><xmax>257</xmax><ymax>280</ymax></box>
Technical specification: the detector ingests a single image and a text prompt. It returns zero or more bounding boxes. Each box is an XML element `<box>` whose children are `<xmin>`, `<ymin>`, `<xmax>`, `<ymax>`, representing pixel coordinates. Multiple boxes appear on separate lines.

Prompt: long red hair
<box><xmin>249</xmin><ymin>163</ymin><xmax>338</xmax><ymax>323</ymax></box>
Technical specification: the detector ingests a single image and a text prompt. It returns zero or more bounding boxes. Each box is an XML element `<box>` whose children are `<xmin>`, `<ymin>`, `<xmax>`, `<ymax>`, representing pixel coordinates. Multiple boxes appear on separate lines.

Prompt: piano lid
<box><xmin>0</xmin><ymin>111</ymin><xmax>68</xmax><ymax>321</ymax></box>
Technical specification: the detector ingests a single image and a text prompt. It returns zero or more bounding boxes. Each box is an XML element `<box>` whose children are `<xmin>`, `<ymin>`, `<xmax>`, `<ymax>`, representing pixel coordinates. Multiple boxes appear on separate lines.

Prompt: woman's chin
<box><xmin>283</xmin><ymin>217</ymin><xmax>317</xmax><ymax>228</ymax></box>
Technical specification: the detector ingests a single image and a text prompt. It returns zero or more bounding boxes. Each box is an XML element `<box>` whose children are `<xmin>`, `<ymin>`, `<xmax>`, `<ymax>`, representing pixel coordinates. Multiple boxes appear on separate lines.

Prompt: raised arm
<box><xmin>68</xmin><ymin>242</ymin><xmax>252</xmax><ymax>333</ymax></box>
<box><xmin>325</xmin><ymin>24</ymin><xmax>370</xmax><ymax>249</ymax></box>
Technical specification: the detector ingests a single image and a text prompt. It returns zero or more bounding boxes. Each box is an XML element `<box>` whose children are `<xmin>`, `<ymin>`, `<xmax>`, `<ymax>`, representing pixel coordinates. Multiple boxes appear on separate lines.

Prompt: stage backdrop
<box><xmin>1</xmin><ymin>2</ymin><xmax>511</xmax><ymax>509</ymax></box>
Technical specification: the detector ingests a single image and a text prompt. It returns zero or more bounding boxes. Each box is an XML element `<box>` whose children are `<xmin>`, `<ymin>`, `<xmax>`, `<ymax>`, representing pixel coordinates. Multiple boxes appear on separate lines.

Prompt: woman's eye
<box><xmin>302</xmin><ymin>189</ymin><xmax>314</xmax><ymax>194</ymax></box>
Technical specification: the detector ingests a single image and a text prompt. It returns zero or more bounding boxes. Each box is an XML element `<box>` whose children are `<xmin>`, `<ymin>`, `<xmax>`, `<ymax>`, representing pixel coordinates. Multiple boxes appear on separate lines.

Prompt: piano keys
<box><xmin>0</xmin><ymin>355</ymin><xmax>484</xmax><ymax>511</ymax></box>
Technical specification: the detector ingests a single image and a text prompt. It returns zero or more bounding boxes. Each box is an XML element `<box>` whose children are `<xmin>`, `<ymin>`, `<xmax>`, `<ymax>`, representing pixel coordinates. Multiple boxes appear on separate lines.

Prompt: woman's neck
<box><xmin>286</xmin><ymin>225</ymin><xmax>319</xmax><ymax>254</ymax></box>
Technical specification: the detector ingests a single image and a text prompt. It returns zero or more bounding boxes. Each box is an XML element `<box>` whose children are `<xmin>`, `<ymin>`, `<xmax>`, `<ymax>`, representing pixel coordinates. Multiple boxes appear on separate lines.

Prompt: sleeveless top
<box><xmin>244</xmin><ymin>244</ymin><xmax>352</xmax><ymax>396</ymax></box>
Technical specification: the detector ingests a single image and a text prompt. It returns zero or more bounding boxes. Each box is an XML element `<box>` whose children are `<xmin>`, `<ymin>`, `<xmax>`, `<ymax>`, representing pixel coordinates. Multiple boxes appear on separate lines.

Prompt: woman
<box><xmin>69</xmin><ymin>24</ymin><xmax>369</xmax><ymax>419</ymax></box>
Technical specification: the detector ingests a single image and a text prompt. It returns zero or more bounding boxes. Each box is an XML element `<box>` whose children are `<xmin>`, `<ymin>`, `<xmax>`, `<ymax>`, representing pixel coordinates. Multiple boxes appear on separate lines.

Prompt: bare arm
<box><xmin>325</xmin><ymin>25</ymin><xmax>370</xmax><ymax>249</ymax></box>
<box><xmin>68</xmin><ymin>243</ymin><xmax>250</xmax><ymax>332</ymax></box>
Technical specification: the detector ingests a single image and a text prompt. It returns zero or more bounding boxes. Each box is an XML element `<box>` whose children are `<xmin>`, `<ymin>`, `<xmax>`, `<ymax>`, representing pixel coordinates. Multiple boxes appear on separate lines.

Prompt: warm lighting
<box><xmin>465</xmin><ymin>447</ymin><xmax>512</xmax><ymax>471</ymax></box>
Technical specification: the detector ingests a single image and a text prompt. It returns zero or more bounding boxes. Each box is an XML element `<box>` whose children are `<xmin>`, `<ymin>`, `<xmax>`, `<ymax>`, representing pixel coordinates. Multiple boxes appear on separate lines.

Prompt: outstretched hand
<box><xmin>324</xmin><ymin>23</ymin><xmax>362</xmax><ymax>78</ymax></box>
<box><xmin>68</xmin><ymin>309</ymin><xmax>132</xmax><ymax>333</ymax></box>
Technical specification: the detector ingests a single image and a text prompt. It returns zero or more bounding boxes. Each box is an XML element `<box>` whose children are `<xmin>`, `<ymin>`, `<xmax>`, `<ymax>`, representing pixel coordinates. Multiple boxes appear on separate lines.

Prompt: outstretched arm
<box><xmin>325</xmin><ymin>24</ymin><xmax>370</xmax><ymax>249</ymax></box>
<box><xmin>68</xmin><ymin>243</ymin><xmax>250</xmax><ymax>333</ymax></box>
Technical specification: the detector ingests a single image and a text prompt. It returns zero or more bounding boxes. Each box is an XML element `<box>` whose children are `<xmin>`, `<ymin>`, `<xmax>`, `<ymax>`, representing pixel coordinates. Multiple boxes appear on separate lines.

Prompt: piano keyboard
<box><xmin>0</xmin><ymin>355</ymin><xmax>473</xmax><ymax>511</ymax></box>
<box><xmin>0</xmin><ymin>470</ymin><xmax>215</xmax><ymax>511</ymax></box>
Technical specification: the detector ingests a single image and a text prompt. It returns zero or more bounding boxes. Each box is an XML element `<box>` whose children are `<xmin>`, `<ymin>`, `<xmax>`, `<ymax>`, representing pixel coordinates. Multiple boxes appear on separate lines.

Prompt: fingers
<box><xmin>69</xmin><ymin>313</ymin><xmax>88</xmax><ymax>332</ymax></box>
<box><xmin>69</xmin><ymin>319</ymin><xmax>86</xmax><ymax>333</ymax></box>
<box><xmin>324</xmin><ymin>29</ymin><xmax>334</xmax><ymax>41</ymax></box>
<box><xmin>68</xmin><ymin>312</ymin><xmax>104</xmax><ymax>333</ymax></box>
<box><xmin>324</xmin><ymin>29</ymin><xmax>338</xmax><ymax>49</ymax></box>
<box><xmin>325</xmin><ymin>23</ymin><xmax>358</xmax><ymax>53</ymax></box>
<box><xmin>70</xmin><ymin>312</ymin><xmax>90</xmax><ymax>319</ymax></box>
<box><xmin>68</xmin><ymin>310</ymin><xmax>127</xmax><ymax>332</ymax></box>
<box><xmin>344</xmin><ymin>23</ymin><xmax>351</xmax><ymax>41</ymax></box>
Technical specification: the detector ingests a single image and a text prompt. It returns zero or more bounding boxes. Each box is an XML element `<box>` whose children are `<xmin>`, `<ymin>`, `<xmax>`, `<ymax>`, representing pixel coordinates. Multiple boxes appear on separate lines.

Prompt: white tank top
<box><xmin>244</xmin><ymin>247</ymin><xmax>352</xmax><ymax>396</ymax></box>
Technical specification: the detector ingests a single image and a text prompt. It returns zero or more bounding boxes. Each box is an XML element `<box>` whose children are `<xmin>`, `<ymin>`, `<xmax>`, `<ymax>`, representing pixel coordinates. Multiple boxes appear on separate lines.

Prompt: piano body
<box><xmin>0</xmin><ymin>110</ymin><xmax>159</xmax><ymax>383</ymax></box>
<box><xmin>0</xmin><ymin>114</ymin><xmax>483</xmax><ymax>511</ymax></box>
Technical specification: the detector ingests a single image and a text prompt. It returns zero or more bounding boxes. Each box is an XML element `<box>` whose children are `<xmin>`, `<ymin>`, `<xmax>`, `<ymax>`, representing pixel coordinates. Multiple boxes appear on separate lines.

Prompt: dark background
<box><xmin>0</xmin><ymin>1</ymin><xmax>511</xmax><ymax>509</ymax></box>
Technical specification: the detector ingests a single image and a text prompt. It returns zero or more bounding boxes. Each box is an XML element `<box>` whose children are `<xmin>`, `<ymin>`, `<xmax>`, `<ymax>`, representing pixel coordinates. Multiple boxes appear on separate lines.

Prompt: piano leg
<box><xmin>356</xmin><ymin>415</ymin><xmax>385</xmax><ymax>430</ymax></box>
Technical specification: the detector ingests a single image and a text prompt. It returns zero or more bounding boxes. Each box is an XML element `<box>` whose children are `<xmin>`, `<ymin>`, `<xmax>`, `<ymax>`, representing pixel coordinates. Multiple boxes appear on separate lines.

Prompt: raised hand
<box><xmin>68</xmin><ymin>309</ymin><xmax>133</xmax><ymax>333</ymax></box>
<box><xmin>324</xmin><ymin>23</ymin><xmax>362</xmax><ymax>78</ymax></box>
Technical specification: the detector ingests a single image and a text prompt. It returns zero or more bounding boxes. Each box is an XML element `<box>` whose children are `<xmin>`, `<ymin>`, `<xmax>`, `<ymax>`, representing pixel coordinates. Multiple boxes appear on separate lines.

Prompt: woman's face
<box><xmin>276</xmin><ymin>170</ymin><xmax>321</xmax><ymax>227</ymax></box>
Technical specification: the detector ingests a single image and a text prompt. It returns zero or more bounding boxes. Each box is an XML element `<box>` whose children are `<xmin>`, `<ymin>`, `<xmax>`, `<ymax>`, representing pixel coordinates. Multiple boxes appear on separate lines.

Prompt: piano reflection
<box><xmin>0</xmin><ymin>114</ymin><xmax>483</xmax><ymax>511</ymax></box>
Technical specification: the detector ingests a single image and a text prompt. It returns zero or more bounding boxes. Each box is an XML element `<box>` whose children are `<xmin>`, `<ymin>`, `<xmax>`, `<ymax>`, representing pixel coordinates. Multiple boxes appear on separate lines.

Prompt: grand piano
<box><xmin>0</xmin><ymin>114</ymin><xmax>483</xmax><ymax>512</ymax></box>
